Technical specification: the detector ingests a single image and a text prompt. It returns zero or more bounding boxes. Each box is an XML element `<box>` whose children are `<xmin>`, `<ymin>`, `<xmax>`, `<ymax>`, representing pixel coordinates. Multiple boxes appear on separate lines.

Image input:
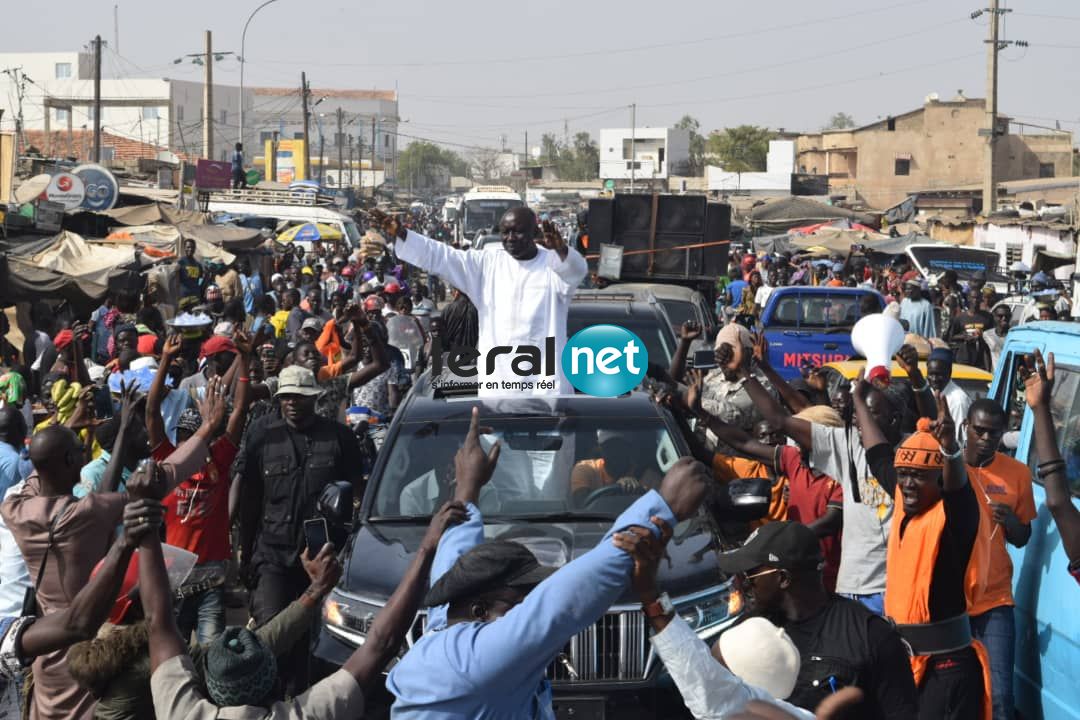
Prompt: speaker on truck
<box><xmin>704</xmin><ymin>202</ymin><xmax>732</xmax><ymax>276</ymax></box>
<box><xmin>587</xmin><ymin>198</ymin><xmax>614</xmax><ymax>246</ymax></box>
<box><xmin>657</xmin><ymin>195</ymin><xmax>706</xmax><ymax>234</ymax></box>
<box><xmin>613</xmin><ymin>194</ymin><xmax>653</xmax><ymax>233</ymax></box>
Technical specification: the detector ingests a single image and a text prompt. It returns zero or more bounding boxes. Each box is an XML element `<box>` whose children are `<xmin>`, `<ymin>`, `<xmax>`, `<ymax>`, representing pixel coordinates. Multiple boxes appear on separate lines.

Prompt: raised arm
<box><xmin>441</xmin><ymin>459</ymin><xmax>705</xmax><ymax>691</ymax></box>
<box><xmin>931</xmin><ymin>391</ymin><xmax>966</xmax><ymax>494</ymax></box>
<box><xmin>100</xmin><ymin>381</ymin><xmax>143</xmax><ymax>494</ymax></box>
<box><xmin>895</xmin><ymin>344</ymin><xmax>936</xmax><ymax>420</ymax></box>
<box><xmin>734</xmin><ymin>344</ymin><xmax>812</xmax><ymax>450</ymax></box>
<box><xmin>69</xmin><ymin>322</ymin><xmax>93</xmax><ymax>388</ymax></box>
<box><xmin>752</xmin><ymin>334</ymin><xmax>810</xmax><ymax>415</ymax></box>
<box><xmin>225</xmin><ymin>332</ymin><xmax>253</xmax><ymax>446</ymax></box>
<box><xmin>372</xmin><ymin>211</ymin><xmax>483</xmax><ymax>301</ymax></box>
<box><xmin>1026</xmin><ymin>351</ymin><xmax>1080</xmax><ymax>564</ymax></box>
<box><xmin>19</xmin><ymin>499</ymin><xmax>162</xmax><ymax>659</ymax></box>
<box><xmin>345</xmin><ymin>310</ymin><xmax>389</xmax><ymax>389</ymax></box>
<box><xmin>669</xmin><ymin>322</ymin><xmax>701</xmax><ymax>384</ymax></box>
<box><xmin>345</xmin><ymin>500</ymin><xmax>467</xmax><ymax>687</ymax></box>
<box><xmin>147</xmin><ymin>334</ymin><xmax>183</xmax><ymax>449</ymax></box>
<box><xmin>685</xmin><ymin>369</ymin><xmax>777</xmax><ymax>468</ymax></box>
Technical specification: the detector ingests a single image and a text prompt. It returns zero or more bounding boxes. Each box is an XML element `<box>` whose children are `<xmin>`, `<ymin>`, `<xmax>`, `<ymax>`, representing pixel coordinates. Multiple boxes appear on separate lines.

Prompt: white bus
<box><xmin>457</xmin><ymin>185</ymin><xmax>524</xmax><ymax>245</ymax></box>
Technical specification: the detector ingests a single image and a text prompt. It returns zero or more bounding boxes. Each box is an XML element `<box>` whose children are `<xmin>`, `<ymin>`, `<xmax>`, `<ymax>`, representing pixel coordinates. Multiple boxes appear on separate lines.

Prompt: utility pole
<box><xmin>348</xmin><ymin>134</ymin><xmax>354</xmax><ymax>187</ymax></box>
<box><xmin>525</xmin><ymin>130</ymin><xmax>528</xmax><ymax>164</ymax></box>
<box><xmin>336</xmin><ymin>107</ymin><xmax>344</xmax><ymax>188</ymax></box>
<box><xmin>358</xmin><ymin>132</ymin><xmax>364</xmax><ymax>192</ymax></box>
<box><xmin>93</xmin><ymin>36</ymin><xmax>102</xmax><ymax>162</ymax></box>
<box><xmin>203</xmin><ymin>30</ymin><xmax>213</xmax><ymax>160</ymax></box>
<box><xmin>980</xmin><ymin>0</ymin><xmax>1010</xmax><ymax>215</ymax></box>
<box><xmin>371</xmin><ymin>116</ymin><xmax>377</xmax><ymax>182</ymax></box>
<box><xmin>301</xmin><ymin>72</ymin><xmax>311</xmax><ymax>179</ymax></box>
<box><xmin>630</xmin><ymin>103</ymin><xmax>636</xmax><ymax>193</ymax></box>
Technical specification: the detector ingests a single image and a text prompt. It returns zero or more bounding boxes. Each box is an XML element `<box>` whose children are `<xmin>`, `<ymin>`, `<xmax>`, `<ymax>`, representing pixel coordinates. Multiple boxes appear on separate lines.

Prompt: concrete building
<box><xmin>796</xmin><ymin>94</ymin><xmax>1074</xmax><ymax>210</ymax></box>
<box><xmin>0</xmin><ymin>51</ymin><xmax>246</xmax><ymax>164</ymax></box>
<box><xmin>599</xmin><ymin>127</ymin><xmax>690</xmax><ymax>181</ymax></box>
<box><xmin>706</xmin><ymin>140</ymin><xmax>798</xmax><ymax>196</ymax></box>
<box><xmin>249</xmin><ymin>88</ymin><xmax>399</xmax><ymax>183</ymax></box>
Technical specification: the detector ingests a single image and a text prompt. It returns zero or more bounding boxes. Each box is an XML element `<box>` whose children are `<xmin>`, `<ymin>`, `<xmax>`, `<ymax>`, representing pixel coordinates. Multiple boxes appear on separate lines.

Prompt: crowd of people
<box><xmin>0</xmin><ymin>200</ymin><xmax>1074</xmax><ymax>720</ymax></box>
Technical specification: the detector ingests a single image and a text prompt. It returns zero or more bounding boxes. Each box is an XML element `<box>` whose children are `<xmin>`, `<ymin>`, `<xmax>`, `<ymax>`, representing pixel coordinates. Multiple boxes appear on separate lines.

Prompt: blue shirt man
<box><xmin>0</xmin><ymin>441</ymin><xmax>21</xmax><ymax>502</ymax></box>
<box><xmin>386</xmin><ymin>490</ymin><xmax>677</xmax><ymax>719</ymax></box>
<box><xmin>728</xmin><ymin>279</ymin><xmax>748</xmax><ymax>308</ymax></box>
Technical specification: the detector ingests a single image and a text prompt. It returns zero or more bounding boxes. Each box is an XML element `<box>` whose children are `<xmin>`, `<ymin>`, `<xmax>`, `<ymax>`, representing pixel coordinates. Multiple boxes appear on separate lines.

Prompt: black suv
<box><xmin>568</xmin><ymin>289</ymin><xmax>679</xmax><ymax>371</ymax></box>
<box><xmin>314</xmin><ymin>384</ymin><xmax>741</xmax><ymax>719</ymax></box>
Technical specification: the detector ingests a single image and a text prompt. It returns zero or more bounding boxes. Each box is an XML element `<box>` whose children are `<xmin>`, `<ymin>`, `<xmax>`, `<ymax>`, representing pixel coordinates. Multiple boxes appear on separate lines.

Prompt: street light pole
<box><xmin>239</xmin><ymin>0</ymin><xmax>281</xmax><ymax>147</ymax></box>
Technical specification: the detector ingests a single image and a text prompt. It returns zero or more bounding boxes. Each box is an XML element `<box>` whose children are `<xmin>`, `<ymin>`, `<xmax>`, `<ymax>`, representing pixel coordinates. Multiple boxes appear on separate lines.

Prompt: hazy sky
<box><xmin>11</xmin><ymin>0</ymin><xmax>1080</xmax><ymax>154</ymax></box>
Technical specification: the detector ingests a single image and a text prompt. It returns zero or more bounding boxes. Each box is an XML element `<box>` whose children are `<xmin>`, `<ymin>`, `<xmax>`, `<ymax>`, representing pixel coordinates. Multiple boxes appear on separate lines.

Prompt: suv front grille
<box><xmin>551</xmin><ymin>610</ymin><xmax>650</xmax><ymax>683</ymax></box>
<box><xmin>406</xmin><ymin>610</ymin><xmax>651</xmax><ymax>684</ymax></box>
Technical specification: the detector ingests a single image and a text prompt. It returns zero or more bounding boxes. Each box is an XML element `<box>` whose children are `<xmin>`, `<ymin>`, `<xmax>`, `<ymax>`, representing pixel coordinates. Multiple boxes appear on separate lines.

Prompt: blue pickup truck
<box><xmin>987</xmin><ymin>321</ymin><xmax>1080</xmax><ymax>720</ymax></box>
<box><xmin>760</xmin><ymin>286</ymin><xmax>886</xmax><ymax>379</ymax></box>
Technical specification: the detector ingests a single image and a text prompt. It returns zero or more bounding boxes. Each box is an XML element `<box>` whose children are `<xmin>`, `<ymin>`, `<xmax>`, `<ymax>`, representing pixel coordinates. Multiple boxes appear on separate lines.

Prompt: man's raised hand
<box><xmin>453</xmin><ymin>407</ymin><xmax>500</xmax><ymax>505</ymax></box>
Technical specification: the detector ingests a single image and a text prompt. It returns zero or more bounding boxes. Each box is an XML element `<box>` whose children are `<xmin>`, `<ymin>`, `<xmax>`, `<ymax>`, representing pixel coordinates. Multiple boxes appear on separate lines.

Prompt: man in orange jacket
<box><xmin>867</xmin><ymin>390</ymin><xmax>992</xmax><ymax>720</ymax></box>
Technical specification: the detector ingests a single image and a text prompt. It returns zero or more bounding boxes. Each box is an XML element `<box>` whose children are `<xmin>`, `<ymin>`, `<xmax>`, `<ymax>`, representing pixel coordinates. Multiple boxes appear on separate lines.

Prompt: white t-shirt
<box><xmin>810</xmin><ymin>423</ymin><xmax>893</xmax><ymax>596</ymax></box>
<box><xmin>754</xmin><ymin>284</ymin><xmax>775</xmax><ymax>309</ymax></box>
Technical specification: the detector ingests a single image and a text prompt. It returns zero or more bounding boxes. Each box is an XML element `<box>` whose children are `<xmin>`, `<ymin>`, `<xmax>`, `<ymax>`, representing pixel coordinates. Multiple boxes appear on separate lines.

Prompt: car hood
<box><xmin>342</xmin><ymin>517</ymin><xmax>722</xmax><ymax>604</ymax></box>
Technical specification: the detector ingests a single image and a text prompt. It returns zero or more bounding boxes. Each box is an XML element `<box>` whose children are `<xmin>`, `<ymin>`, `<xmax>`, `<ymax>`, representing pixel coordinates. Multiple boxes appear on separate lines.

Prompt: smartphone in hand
<box><xmin>303</xmin><ymin>518</ymin><xmax>329</xmax><ymax>555</ymax></box>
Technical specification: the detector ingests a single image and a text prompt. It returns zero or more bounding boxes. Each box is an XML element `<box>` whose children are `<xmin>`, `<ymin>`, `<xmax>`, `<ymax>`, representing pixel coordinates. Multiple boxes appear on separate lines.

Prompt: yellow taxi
<box><xmin>821</xmin><ymin>359</ymin><xmax>993</xmax><ymax>400</ymax></box>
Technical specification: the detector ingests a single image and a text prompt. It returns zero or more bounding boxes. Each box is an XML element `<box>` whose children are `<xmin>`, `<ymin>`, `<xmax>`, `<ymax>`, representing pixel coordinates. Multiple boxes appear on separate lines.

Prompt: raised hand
<box><xmin>118</xmin><ymin>380</ymin><xmax>143</xmax><ymax>429</ymax></box>
<box><xmin>368</xmin><ymin>209</ymin><xmax>406</xmax><ymax>241</ymax></box>
<box><xmin>421</xmin><ymin>500</ymin><xmax>468</xmax><ymax>553</ymax></box>
<box><xmin>232</xmin><ymin>329</ymin><xmax>254</xmax><ymax>356</ymax></box>
<box><xmin>121</xmin><ymin>498</ymin><xmax>165</xmax><ymax>548</ymax></box>
<box><xmin>612</xmin><ymin>516</ymin><xmax>672</xmax><ymax>603</ymax></box>
<box><xmin>930</xmin><ymin>391</ymin><xmax>958</xmax><ymax>454</ymax></box>
<box><xmin>66</xmin><ymin>387</ymin><xmax>98</xmax><ymax>430</ymax></box>
<box><xmin>453</xmin><ymin>407</ymin><xmax>500</xmax><ymax>504</ymax></box>
<box><xmin>751</xmin><ymin>332</ymin><xmax>769</xmax><ymax>366</ymax></box>
<box><xmin>127</xmin><ymin>458</ymin><xmax>166</xmax><ymax>501</ymax></box>
<box><xmin>679</xmin><ymin>321</ymin><xmax>702</xmax><ymax>343</ymax></box>
<box><xmin>538</xmin><ymin>220</ymin><xmax>567</xmax><ymax>256</ymax></box>
<box><xmin>658</xmin><ymin>456</ymin><xmax>710</xmax><ymax>521</ymax></box>
<box><xmin>686</xmin><ymin>368</ymin><xmax>705</xmax><ymax>416</ymax></box>
<box><xmin>894</xmin><ymin>344</ymin><xmax>919</xmax><ymax>377</ymax></box>
<box><xmin>301</xmin><ymin>543</ymin><xmax>343</xmax><ymax>599</ymax></box>
<box><xmin>1023</xmin><ymin>349</ymin><xmax>1053</xmax><ymax>410</ymax></box>
<box><xmin>196</xmin><ymin>376</ymin><xmax>228</xmax><ymax>434</ymax></box>
<box><xmin>161</xmin><ymin>333</ymin><xmax>183</xmax><ymax>362</ymax></box>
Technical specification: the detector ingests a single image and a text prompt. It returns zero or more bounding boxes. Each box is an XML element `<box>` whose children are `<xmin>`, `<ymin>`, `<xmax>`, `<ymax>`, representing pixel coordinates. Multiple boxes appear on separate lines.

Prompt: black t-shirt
<box><xmin>948</xmin><ymin>310</ymin><xmax>994</xmax><ymax>369</ymax></box>
<box><xmin>781</xmin><ymin>596</ymin><xmax>919</xmax><ymax>719</ymax></box>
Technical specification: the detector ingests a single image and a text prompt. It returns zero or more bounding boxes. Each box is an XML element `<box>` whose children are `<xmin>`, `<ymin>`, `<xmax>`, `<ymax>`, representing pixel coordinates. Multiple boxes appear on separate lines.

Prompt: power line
<box><xmin>243</xmin><ymin>0</ymin><xmax>934</xmax><ymax>70</ymax></box>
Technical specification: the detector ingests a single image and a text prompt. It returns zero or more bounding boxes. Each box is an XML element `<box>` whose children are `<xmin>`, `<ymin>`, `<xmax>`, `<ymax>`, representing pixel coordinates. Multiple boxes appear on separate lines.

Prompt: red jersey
<box><xmin>152</xmin><ymin>436</ymin><xmax>238</xmax><ymax>564</ymax></box>
<box><xmin>778</xmin><ymin>445</ymin><xmax>843</xmax><ymax>591</ymax></box>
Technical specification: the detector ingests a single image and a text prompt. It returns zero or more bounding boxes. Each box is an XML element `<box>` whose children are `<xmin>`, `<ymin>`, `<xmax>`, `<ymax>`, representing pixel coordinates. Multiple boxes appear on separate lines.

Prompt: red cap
<box><xmin>384</xmin><ymin>281</ymin><xmax>401</xmax><ymax>294</ymax></box>
<box><xmin>867</xmin><ymin>365</ymin><xmax>891</xmax><ymax>386</ymax></box>
<box><xmin>199</xmin><ymin>335</ymin><xmax>237</xmax><ymax>360</ymax></box>
<box><xmin>363</xmin><ymin>295</ymin><xmax>385</xmax><ymax>312</ymax></box>
<box><xmin>91</xmin><ymin>552</ymin><xmax>141</xmax><ymax>624</ymax></box>
<box><xmin>53</xmin><ymin>329</ymin><xmax>74</xmax><ymax>351</ymax></box>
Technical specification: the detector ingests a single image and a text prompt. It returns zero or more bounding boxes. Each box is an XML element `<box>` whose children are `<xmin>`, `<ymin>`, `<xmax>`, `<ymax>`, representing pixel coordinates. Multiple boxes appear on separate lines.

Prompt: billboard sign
<box><xmin>195</xmin><ymin>159</ymin><xmax>232</xmax><ymax>190</ymax></box>
<box><xmin>72</xmin><ymin>163</ymin><xmax>119</xmax><ymax>211</ymax></box>
<box><xmin>44</xmin><ymin>172</ymin><xmax>86</xmax><ymax>209</ymax></box>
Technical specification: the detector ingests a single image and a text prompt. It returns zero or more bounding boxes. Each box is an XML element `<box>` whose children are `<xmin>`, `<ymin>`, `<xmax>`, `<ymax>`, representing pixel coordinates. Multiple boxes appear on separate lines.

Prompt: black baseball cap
<box><xmin>424</xmin><ymin>540</ymin><xmax>557</xmax><ymax>607</ymax></box>
<box><xmin>715</xmin><ymin>522</ymin><xmax>824</xmax><ymax>574</ymax></box>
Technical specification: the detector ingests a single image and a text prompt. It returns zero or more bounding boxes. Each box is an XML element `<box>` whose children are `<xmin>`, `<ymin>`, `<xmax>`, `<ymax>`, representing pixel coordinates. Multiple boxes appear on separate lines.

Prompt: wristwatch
<box><xmin>642</xmin><ymin>593</ymin><xmax>674</xmax><ymax>619</ymax></box>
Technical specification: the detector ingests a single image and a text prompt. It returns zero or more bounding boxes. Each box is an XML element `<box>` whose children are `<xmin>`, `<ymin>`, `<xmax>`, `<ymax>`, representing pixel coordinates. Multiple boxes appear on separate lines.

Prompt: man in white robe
<box><xmin>372</xmin><ymin>207</ymin><xmax>588</xmax><ymax>396</ymax></box>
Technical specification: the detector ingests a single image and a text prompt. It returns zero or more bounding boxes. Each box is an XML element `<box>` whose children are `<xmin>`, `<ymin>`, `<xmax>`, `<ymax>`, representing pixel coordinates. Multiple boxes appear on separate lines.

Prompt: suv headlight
<box><xmin>323</xmin><ymin>589</ymin><xmax>383</xmax><ymax>646</ymax></box>
<box><xmin>674</xmin><ymin>584</ymin><xmax>740</xmax><ymax>641</ymax></box>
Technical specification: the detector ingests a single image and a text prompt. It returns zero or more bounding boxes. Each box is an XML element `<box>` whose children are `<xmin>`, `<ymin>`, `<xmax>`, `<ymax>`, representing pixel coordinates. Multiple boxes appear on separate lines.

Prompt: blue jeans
<box><xmin>839</xmin><ymin>592</ymin><xmax>885</xmax><ymax>616</ymax></box>
<box><xmin>970</xmin><ymin>605</ymin><xmax>1014</xmax><ymax>720</ymax></box>
<box><xmin>176</xmin><ymin>585</ymin><xmax>226</xmax><ymax>645</ymax></box>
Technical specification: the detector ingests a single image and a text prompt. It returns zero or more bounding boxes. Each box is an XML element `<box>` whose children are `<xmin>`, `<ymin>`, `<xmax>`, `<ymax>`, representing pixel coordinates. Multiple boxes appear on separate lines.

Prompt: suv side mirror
<box><xmin>705</xmin><ymin>477</ymin><xmax>771</xmax><ymax>523</ymax></box>
<box><xmin>318</xmin><ymin>481</ymin><xmax>354</xmax><ymax>543</ymax></box>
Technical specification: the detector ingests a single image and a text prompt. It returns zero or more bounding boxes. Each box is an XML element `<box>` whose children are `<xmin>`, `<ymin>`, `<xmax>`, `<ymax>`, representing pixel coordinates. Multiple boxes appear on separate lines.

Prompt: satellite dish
<box><xmin>13</xmin><ymin>174</ymin><xmax>51</xmax><ymax>205</ymax></box>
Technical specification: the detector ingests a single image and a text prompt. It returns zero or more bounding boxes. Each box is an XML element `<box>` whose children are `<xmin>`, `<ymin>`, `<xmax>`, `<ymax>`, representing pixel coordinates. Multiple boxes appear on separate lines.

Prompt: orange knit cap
<box><xmin>893</xmin><ymin>417</ymin><xmax>944</xmax><ymax>471</ymax></box>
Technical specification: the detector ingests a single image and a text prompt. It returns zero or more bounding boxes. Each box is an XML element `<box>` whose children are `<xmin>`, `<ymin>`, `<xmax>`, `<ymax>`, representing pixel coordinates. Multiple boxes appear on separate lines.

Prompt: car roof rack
<box><xmin>202</xmin><ymin>187</ymin><xmax>338</xmax><ymax>207</ymax></box>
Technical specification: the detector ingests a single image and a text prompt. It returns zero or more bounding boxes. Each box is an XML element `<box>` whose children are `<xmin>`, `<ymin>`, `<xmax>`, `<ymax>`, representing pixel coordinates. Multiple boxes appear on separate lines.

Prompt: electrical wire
<box><xmin>243</xmin><ymin>0</ymin><xmax>936</xmax><ymax>70</ymax></box>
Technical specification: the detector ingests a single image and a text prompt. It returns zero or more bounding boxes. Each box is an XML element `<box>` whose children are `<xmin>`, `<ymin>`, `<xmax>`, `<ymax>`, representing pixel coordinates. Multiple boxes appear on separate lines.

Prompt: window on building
<box><xmin>625</xmin><ymin>161</ymin><xmax>641</xmax><ymax>171</ymax></box>
<box><xmin>384</xmin><ymin>134</ymin><xmax>390</xmax><ymax>147</ymax></box>
<box><xmin>1039</xmin><ymin>163</ymin><xmax>1055</xmax><ymax>178</ymax></box>
<box><xmin>622</xmin><ymin>139</ymin><xmax>635</xmax><ymax>160</ymax></box>
<box><xmin>55</xmin><ymin>63</ymin><xmax>72</xmax><ymax>79</ymax></box>
<box><xmin>220</xmin><ymin>110</ymin><xmax>227</xmax><ymax>125</ymax></box>
<box><xmin>55</xmin><ymin>108</ymin><xmax>70</xmax><ymax>123</ymax></box>
<box><xmin>142</xmin><ymin>107</ymin><xmax>159</xmax><ymax>120</ymax></box>
<box><xmin>87</xmin><ymin>106</ymin><xmax>96</xmax><ymax>122</ymax></box>
<box><xmin>294</xmin><ymin>132</ymin><xmax>304</xmax><ymax>140</ymax></box>
<box><xmin>176</xmin><ymin>106</ymin><xmax>184</xmax><ymax>121</ymax></box>
<box><xmin>894</xmin><ymin>158</ymin><xmax>911</xmax><ymax>176</ymax></box>
<box><xmin>1005</xmin><ymin>245</ymin><xmax>1023</xmax><ymax>267</ymax></box>
<box><xmin>887</xmin><ymin>117</ymin><xmax>896</xmax><ymax>132</ymax></box>
<box><xmin>260</xmin><ymin>131</ymin><xmax>273</xmax><ymax>144</ymax></box>
<box><xmin>658</xmin><ymin>147</ymin><xmax>665</xmax><ymax>164</ymax></box>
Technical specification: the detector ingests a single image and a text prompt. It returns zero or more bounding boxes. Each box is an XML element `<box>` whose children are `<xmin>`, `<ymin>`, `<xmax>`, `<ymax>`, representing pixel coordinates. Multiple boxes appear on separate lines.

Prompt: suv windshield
<box><xmin>371</xmin><ymin>414</ymin><xmax>680</xmax><ymax>519</ymax></box>
<box><xmin>566</xmin><ymin>312</ymin><xmax>675</xmax><ymax>367</ymax></box>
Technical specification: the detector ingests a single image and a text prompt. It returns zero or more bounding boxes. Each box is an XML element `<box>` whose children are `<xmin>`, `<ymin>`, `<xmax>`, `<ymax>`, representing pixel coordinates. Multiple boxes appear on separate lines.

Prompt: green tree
<box><xmin>674</xmin><ymin>115</ymin><xmax>706</xmax><ymax>175</ymax></box>
<box><xmin>705</xmin><ymin>125</ymin><xmax>776</xmax><ymax>173</ymax></box>
<box><xmin>555</xmin><ymin>132</ymin><xmax>599</xmax><ymax>181</ymax></box>
<box><xmin>398</xmin><ymin>141</ymin><xmax>468</xmax><ymax>188</ymax></box>
<box><xmin>823</xmin><ymin>112</ymin><xmax>856</xmax><ymax>130</ymax></box>
<box><xmin>540</xmin><ymin>133</ymin><xmax>562</xmax><ymax>164</ymax></box>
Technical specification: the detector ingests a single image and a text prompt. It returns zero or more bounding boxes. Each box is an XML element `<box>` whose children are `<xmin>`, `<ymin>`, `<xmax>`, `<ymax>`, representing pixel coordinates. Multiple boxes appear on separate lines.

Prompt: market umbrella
<box><xmin>276</xmin><ymin>222</ymin><xmax>343</xmax><ymax>244</ymax></box>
